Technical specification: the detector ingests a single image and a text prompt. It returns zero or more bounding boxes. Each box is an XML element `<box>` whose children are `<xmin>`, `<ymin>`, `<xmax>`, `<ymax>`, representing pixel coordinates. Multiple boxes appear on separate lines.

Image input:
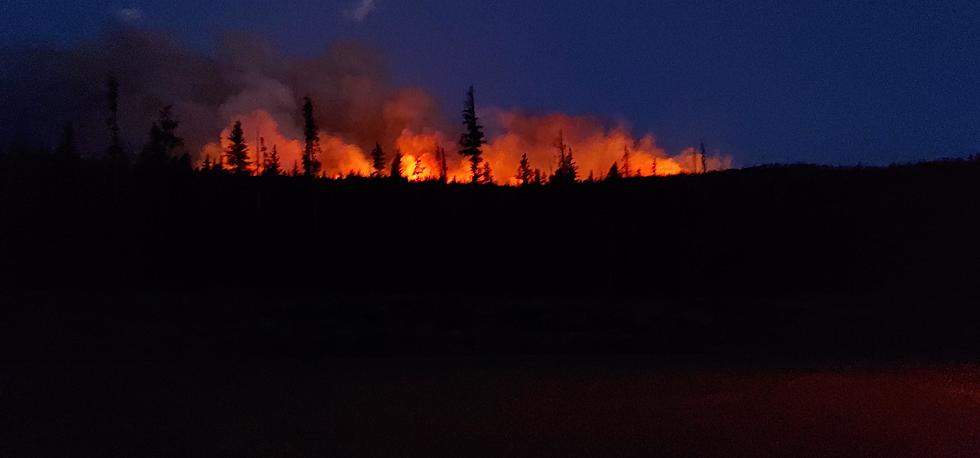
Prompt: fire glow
<box><xmin>202</xmin><ymin>105</ymin><xmax>732</xmax><ymax>184</ymax></box>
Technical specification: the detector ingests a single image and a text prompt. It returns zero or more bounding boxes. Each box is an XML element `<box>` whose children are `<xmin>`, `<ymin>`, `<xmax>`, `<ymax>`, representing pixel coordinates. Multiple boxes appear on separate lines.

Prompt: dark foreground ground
<box><xmin>4</xmin><ymin>359</ymin><xmax>980</xmax><ymax>457</ymax></box>
<box><xmin>3</xmin><ymin>290</ymin><xmax>980</xmax><ymax>457</ymax></box>
<box><xmin>4</xmin><ymin>159</ymin><xmax>980</xmax><ymax>455</ymax></box>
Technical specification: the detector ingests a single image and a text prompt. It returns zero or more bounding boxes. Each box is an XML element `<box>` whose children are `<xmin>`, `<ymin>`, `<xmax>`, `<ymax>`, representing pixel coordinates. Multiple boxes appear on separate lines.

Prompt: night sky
<box><xmin>3</xmin><ymin>0</ymin><xmax>979</xmax><ymax>166</ymax></box>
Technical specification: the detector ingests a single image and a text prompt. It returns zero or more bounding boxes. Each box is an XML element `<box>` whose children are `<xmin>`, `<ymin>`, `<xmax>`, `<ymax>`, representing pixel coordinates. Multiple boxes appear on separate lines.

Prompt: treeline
<box><xmin>3</xmin><ymin>79</ymin><xmax>708</xmax><ymax>185</ymax></box>
<box><xmin>3</xmin><ymin>77</ymin><xmax>980</xmax><ymax>301</ymax></box>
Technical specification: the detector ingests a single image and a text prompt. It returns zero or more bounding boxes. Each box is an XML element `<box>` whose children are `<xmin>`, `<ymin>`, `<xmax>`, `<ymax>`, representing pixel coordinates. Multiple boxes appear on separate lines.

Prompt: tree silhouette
<box><xmin>477</xmin><ymin>161</ymin><xmax>494</xmax><ymax>185</ymax></box>
<box><xmin>515</xmin><ymin>153</ymin><xmax>534</xmax><ymax>186</ymax></box>
<box><xmin>224</xmin><ymin>121</ymin><xmax>251</xmax><ymax>174</ymax></box>
<box><xmin>532</xmin><ymin>169</ymin><xmax>545</xmax><ymax>185</ymax></box>
<box><xmin>301</xmin><ymin>96</ymin><xmax>322</xmax><ymax>177</ymax></box>
<box><xmin>412</xmin><ymin>154</ymin><xmax>427</xmax><ymax>181</ymax></box>
<box><xmin>255</xmin><ymin>136</ymin><xmax>266</xmax><ymax>176</ymax></box>
<box><xmin>551</xmin><ymin>130</ymin><xmax>578</xmax><ymax>185</ymax></box>
<box><xmin>621</xmin><ymin>146</ymin><xmax>632</xmax><ymax>178</ymax></box>
<box><xmin>607</xmin><ymin>162</ymin><xmax>621</xmax><ymax>181</ymax></box>
<box><xmin>369</xmin><ymin>143</ymin><xmax>386</xmax><ymax>178</ymax></box>
<box><xmin>700</xmin><ymin>142</ymin><xmax>708</xmax><ymax>174</ymax></box>
<box><xmin>55</xmin><ymin>123</ymin><xmax>79</xmax><ymax>161</ymax></box>
<box><xmin>139</xmin><ymin>105</ymin><xmax>184</xmax><ymax>169</ymax></box>
<box><xmin>435</xmin><ymin>146</ymin><xmax>449</xmax><ymax>184</ymax></box>
<box><xmin>651</xmin><ymin>157</ymin><xmax>658</xmax><ymax>176</ymax></box>
<box><xmin>105</xmin><ymin>76</ymin><xmax>123</xmax><ymax>161</ymax></box>
<box><xmin>262</xmin><ymin>144</ymin><xmax>281</xmax><ymax>176</ymax></box>
<box><xmin>390</xmin><ymin>150</ymin><xmax>404</xmax><ymax>180</ymax></box>
<box><xmin>458</xmin><ymin>86</ymin><xmax>487</xmax><ymax>184</ymax></box>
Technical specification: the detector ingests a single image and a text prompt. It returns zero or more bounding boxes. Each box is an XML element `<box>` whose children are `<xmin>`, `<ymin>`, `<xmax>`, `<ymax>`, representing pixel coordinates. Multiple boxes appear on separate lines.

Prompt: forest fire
<box><xmin>203</xmin><ymin>107</ymin><xmax>732</xmax><ymax>184</ymax></box>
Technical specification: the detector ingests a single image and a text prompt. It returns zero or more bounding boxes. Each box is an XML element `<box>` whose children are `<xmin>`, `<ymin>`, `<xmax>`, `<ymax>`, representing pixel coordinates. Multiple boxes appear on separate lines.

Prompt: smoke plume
<box><xmin>0</xmin><ymin>26</ymin><xmax>731</xmax><ymax>183</ymax></box>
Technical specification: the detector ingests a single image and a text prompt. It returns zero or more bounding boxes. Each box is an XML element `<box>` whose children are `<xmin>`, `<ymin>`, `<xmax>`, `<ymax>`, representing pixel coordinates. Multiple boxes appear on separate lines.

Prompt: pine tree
<box><xmin>621</xmin><ymin>146</ymin><xmax>633</xmax><ymax>178</ymax></box>
<box><xmin>699</xmin><ymin>142</ymin><xmax>708</xmax><ymax>174</ymax></box>
<box><xmin>291</xmin><ymin>160</ymin><xmax>299</xmax><ymax>177</ymax></box>
<box><xmin>532</xmin><ymin>169</ymin><xmax>545</xmax><ymax>185</ymax></box>
<box><xmin>263</xmin><ymin>144</ymin><xmax>281</xmax><ymax>176</ymax></box>
<box><xmin>477</xmin><ymin>161</ymin><xmax>494</xmax><ymax>185</ymax></box>
<box><xmin>224</xmin><ymin>120</ymin><xmax>250</xmax><ymax>174</ymax></box>
<box><xmin>256</xmin><ymin>136</ymin><xmax>266</xmax><ymax>176</ymax></box>
<box><xmin>651</xmin><ymin>157</ymin><xmax>658</xmax><ymax>176</ymax></box>
<box><xmin>412</xmin><ymin>154</ymin><xmax>427</xmax><ymax>181</ymax></box>
<box><xmin>140</xmin><ymin>105</ymin><xmax>185</xmax><ymax>168</ymax></box>
<box><xmin>390</xmin><ymin>150</ymin><xmax>404</xmax><ymax>180</ymax></box>
<box><xmin>607</xmin><ymin>162</ymin><xmax>621</xmax><ymax>181</ymax></box>
<box><xmin>435</xmin><ymin>146</ymin><xmax>449</xmax><ymax>184</ymax></box>
<box><xmin>515</xmin><ymin>153</ymin><xmax>534</xmax><ymax>186</ymax></box>
<box><xmin>105</xmin><ymin>76</ymin><xmax>123</xmax><ymax>161</ymax></box>
<box><xmin>301</xmin><ymin>96</ymin><xmax>322</xmax><ymax>177</ymax></box>
<box><xmin>551</xmin><ymin>131</ymin><xmax>578</xmax><ymax>185</ymax></box>
<box><xmin>458</xmin><ymin>86</ymin><xmax>487</xmax><ymax>183</ymax></box>
<box><xmin>369</xmin><ymin>143</ymin><xmax>386</xmax><ymax>178</ymax></box>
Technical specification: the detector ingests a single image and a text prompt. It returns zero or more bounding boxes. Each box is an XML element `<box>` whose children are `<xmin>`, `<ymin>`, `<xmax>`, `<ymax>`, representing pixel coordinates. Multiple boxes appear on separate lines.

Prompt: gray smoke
<box><xmin>0</xmin><ymin>25</ymin><xmax>447</xmax><ymax>159</ymax></box>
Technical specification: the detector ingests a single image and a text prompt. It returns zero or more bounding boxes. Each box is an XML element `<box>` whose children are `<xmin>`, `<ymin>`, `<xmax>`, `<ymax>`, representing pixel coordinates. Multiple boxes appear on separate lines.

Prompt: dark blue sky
<box><xmin>3</xmin><ymin>0</ymin><xmax>979</xmax><ymax>165</ymax></box>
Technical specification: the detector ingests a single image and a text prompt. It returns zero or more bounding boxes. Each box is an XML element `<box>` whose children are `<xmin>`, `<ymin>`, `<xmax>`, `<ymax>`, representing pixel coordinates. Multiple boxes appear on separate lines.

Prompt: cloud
<box><xmin>117</xmin><ymin>8</ymin><xmax>144</xmax><ymax>22</ymax></box>
<box><xmin>344</xmin><ymin>0</ymin><xmax>376</xmax><ymax>22</ymax></box>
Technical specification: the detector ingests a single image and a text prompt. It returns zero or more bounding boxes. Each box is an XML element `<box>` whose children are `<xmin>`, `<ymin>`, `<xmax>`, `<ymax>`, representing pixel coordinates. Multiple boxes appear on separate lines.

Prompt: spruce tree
<box><xmin>699</xmin><ymin>142</ymin><xmax>708</xmax><ymax>174</ymax></box>
<box><xmin>551</xmin><ymin>131</ymin><xmax>578</xmax><ymax>185</ymax></box>
<box><xmin>224</xmin><ymin>121</ymin><xmax>250</xmax><ymax>174</ymax></box>
<box><xmin>301</xmin><ymin>96</ymin><xmax>322</xmax><ymax>177</ymax></box>
<box><xmin>515</xmin><ymin>153</ymin><xmax>534</xmax><ymax>186</ymax></box>
<box><xmin>390</xmin><ymin>150</ymin><xmax>404</xmax><ymax>180</ymax></box>
<box><xmin>369</xmin><ymin>143</ymin><xmax>386</xmax><ymax>178</ymax></box>
<box><xmin>435</xmin><ymin>146</ymin><xmax>449</xmax><ymax>183</ymax></box>
<box><xmin>411</xmin><ymin>155</ymin><xmax>427</xmax><ymax>181</ymax></box>
<box><xmin>262</xmin><ymin>144</ymin><xmax>281</xmax><ymax>176</ymax></box>
<box><xmin>621</xmin><ymin>146</ymin><xmax>632</xmax><ymax>178</ymax></box>
<box><xmin>140</xmin><ymin>106</ymin><xmax>184</xmax><ymax>168</ymax></box>
<box><xmin>607</xmin><ymin>162</ymin><xmax>621</xmax><ymax>181</ymax></box>
<box><xmin>458</xmin><ymin>86</ymin><xmax>487</xmax><ymax>183</ymax></box>
<box><xmin>477</xmin><ymin>161</ymin><xmax>494</xmax><ymax>185</ymax></box>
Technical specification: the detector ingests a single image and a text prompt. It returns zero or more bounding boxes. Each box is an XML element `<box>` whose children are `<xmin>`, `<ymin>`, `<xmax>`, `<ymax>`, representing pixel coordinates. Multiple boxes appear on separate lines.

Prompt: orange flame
<box><xmin>202</xmin><ymin>109</ymin><xmax>732</xmax><ymax>183</ymax></box>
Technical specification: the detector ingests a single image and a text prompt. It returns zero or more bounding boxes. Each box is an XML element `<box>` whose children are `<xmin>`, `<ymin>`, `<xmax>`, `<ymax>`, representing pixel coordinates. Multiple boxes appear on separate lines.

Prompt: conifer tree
<box><xmin>651</xmin><ymin>157</ymin><xmax>658</xmax><ymax>176</ymax></box>
<box><xmin>607</xmin><ymin>162</ymin><xmax>621</xmax><ymax>181</ymax></box>
<box><xmin>621</xmin><ymin>145</ymin><xmax>633</xmax><ymax>178</ymax></box>
<box><xmin>551</xmin><ymin>131</ymin><xmax>579</xmax><ymax>184</ymax></box>
<box><xmin>515</xmin><ymin>153</ymin><xmax>534</xmax><ymax>186</ymax></box>
<box><xmin>435</xmin><ymin>146</ymin><xmax>449</xmax><ymax>183</ymax></box>
<box><xmin>263</xmin><ymin>144</ymin><xmax>281</xmax><ymax>176</ymax></box>
<box><xmin>140</xmin><ymin>106</ymin><xmax>184</xmax><ymax>168</ymax></box>
<box><xmin>458</xmin><ymin>86</ymin><xmax>487</xmax><ymax>183</ymax></box>
<box><xmin>224</xmin><ymin>120</ymin><xmax>250</xmax><ymax>174</ymax></box>
<box><xmin>369</xmin><ymin>143</ymin><xmax>386</xmax><ymax>178</ymax></box>
<box><xmin>699</xmin><ymin>142</ymin><xmax>708</xmax><ymax>174</ymax></box>
<box><xmin>532</xmin><ymin>169</ymin><xmax>545</xmax><ymax>185</ymax></box>
<box><xmin>390</xmin><ymin>150</ymin><xmax>404</xmax><ymax>180</ymax></box>
<box><xmin>291</xmin><ymin>161</ymin><xmax>299</xmax><ymax>176</ymax></box>
<box><xmin>412</xmin><ymin>155</ymin><xmax>427</xmax><ymax>181</ymax></box>
<box><xmin>301</xmin><ymin>96</ymin><xmax>322</xmax><ymax>177</ymax></box>
<box><xmin>477</xmin><ymin>161</ymin><xmax>494</xmax><ymax>185</ymax></box>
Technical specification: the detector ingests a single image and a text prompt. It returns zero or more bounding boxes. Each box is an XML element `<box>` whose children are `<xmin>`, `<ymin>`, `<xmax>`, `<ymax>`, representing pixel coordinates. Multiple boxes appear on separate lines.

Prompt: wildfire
<box><xmin>203</xmin><ymin>108</ymin><xmax>732</xmax><ymax>184</ymax></box>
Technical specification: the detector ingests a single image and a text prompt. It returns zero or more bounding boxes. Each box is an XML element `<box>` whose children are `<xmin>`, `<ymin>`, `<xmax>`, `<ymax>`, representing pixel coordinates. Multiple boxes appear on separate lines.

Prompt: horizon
<box><xmin>2</xmin><ymin>1</ymin><xmax>979</xmax><ymax>168</ymax></box>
